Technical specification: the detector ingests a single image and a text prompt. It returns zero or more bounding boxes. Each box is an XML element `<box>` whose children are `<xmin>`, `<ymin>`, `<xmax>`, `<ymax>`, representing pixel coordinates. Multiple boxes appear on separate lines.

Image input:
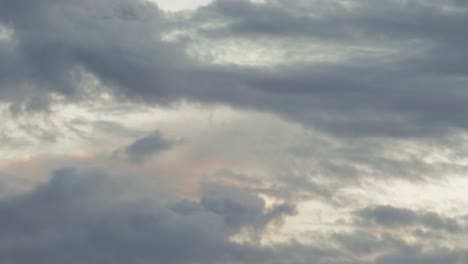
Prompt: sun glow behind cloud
<box><xmin>150</xmin><ymin>0</ymin><xmax>213</xmax><ymax>11</ymax></box>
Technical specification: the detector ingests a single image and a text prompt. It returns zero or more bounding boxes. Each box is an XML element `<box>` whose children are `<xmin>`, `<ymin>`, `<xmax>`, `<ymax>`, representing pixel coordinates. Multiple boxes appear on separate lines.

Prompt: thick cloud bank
<box><xmin>0</xmin><ymin>168</ymin><xmax>296</xmax><ymax>264</ymax></box>
<box><xmin>1</xmin><ymin>0</ymin><xmax>468</xmax><ymax>137</ymax></box>
<box><xmin>0</xmin><ymin>168</ymin><xmax>466</xmax><ymax>264</ymax></box>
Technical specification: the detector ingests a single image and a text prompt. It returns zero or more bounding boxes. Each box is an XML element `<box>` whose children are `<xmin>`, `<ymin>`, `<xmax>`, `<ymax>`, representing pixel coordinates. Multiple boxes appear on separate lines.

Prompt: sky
<box><xmin>0</xmin><ymin>0</ymin><xmax>468</xmax><ymax>263</ymax></box>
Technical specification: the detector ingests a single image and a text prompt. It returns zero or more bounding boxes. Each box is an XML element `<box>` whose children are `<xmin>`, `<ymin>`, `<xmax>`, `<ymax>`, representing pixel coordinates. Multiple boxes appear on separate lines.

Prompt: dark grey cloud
<box><xmin>184</xmin><ymin>0</ymin><xmax>468</xmax><ymax>137</ymax></box>
<box><xmin>0</xmin><ymin>168</ymin><xmax>466</xmax><ymax>264</ymax></box>
<box><xmin>119</xmin><ymin>130</ymin><xmax>174</xmax><ymax>163</ymax></box>
<box><xmin>334</xmin><ymin>230</ymin><xmax>468</xmax><ymax>264</ymax></box>
<box><xmin>355</xmin><ymin>205</ymin><xmax>462</xmax><ymax>233</ymax></box>
<box><xmin>0</xmin><ymin>168</ymin><xmax>328</xmax><ymax>264</ymax></box>
<box><xmin>1</xmin><ymin>0</ymin><xmax>468</xmax><ymax>139</ymax></box>
<box><xmin>376</xmin><ymin>248</ymin><xmax>468</xmax><ymax>264</ymax></box>
<box><xmin>0</xmin><ymin>172</ymin><xmax>31</xmax><ymax>198</ymax></box>
<box><xmin>0</xmin><ymin>0</ymin><xmax>189</xmax><ymax>106</ymax></box>
<box><xmin>201</xmin><ymin>181</ymin><xmax>296</xmax><ymax>236</ymax></box>
<box><xmin>196</xmin><ymin>0</ymin><xmax>468</xmax><ymax>45</ymax></box>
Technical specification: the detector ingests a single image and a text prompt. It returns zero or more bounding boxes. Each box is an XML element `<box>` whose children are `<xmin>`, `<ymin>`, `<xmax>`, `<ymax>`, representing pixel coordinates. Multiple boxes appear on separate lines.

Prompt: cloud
<box><xmin>1</xmin><ymin>1</ymin><xmax>468</xmax><ymax>262</ymax></box>
<box><xmin>355</xmin><ymin>205</ymin><xmax>462</xmax><ymax>233</ymax></box>
<box><xmin>376</xmin><ymin>248</ymin><xmax>468</xmax><ymax>264</ymax></box>
<box><xmin>187</xmin><ymin>0</ymin><xmax>468</xmax><ymax>137</ymax></box>
<box><xmin>1</xmin><ymin>0</ymin><xmax>468</xmax><ymax>138</ymax></box>
<box><xmin>0</xmin><ymin>168</ymin><xmax>307</xmax><ymax>264</ymax></box>
<box><xmin>201</xmin><ymin>180</ymin><xmax>297</xmax><ymax>236</ymax></box>
<box><xmin>0</xmin><ymin>0</ymin><xmax>188</xmax><ymax>106</ymax></box>
<box><xmin>119</xmin><ymin>130</ymin><xmax>174</xmax><ymax>163</ymax></box>
<box><xmin>0</xmin><ymin>168</ymin><xmax>230</xmax><ymax>263</ymax></box>
<box><xmin>0</xmin><ymin>167</ymin><xmax>466</xmax><ymax>263</ymax></box>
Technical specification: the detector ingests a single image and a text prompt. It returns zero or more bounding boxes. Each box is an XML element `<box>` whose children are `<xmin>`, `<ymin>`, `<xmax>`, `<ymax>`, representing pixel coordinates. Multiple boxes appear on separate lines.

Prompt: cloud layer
<box><xmin>1</xmin><ymin>0</ymin><xmax>468</xmax><ymax>137</ymax></box>
<box><xmin>1</xmin><ymin>0</ymin><xmax>468</xmax><ymax>263</ymax></box>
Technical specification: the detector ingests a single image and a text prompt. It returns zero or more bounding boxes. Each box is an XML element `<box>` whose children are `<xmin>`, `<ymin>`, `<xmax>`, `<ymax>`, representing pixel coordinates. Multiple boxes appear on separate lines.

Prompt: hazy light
<box><xmin>150</xmin><ymin>0</ymin><xmax>212</xmax><ymax>12</ymax></box>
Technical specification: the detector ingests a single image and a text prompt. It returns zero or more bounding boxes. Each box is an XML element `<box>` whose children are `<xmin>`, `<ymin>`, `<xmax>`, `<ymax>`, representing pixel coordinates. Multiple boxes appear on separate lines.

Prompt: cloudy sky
<box><xmin>1</xmin><ymin>0</ymin><xmax>468</xmax><ymax>263</ymax></box>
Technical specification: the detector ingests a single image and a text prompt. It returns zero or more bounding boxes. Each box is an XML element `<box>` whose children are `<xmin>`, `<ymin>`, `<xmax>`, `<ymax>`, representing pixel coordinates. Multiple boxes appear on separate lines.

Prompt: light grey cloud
<box><xmin>91</xmin><ymin>120</ymin><xmax>141</xmax><ymax>137</ymax></box>
<box><xmin>333</xmin><ymin>230</ymin><xmax>413</xmax><ymax>256</ymax></box>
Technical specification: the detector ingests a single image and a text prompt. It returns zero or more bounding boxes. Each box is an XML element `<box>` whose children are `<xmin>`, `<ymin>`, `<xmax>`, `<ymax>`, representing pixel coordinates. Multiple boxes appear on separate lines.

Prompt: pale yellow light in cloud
<box><xmin>152</xmin><ymin>0</ymin><xmax>268</xmax><ymax>12</ymax></box>
<box><xmin>0</xmin><ymin>25</ymin><xmax>13</xmax><ymax>40</ymax></box>
<box><xmin>150</xmin><ymin>0</ymin><xmax>213</xmax><ymax>11</ymax></box>
<box><xmin>376</xmin><ymin>176</ymin><xmax>468</xmax><ymax>216</ymax></box>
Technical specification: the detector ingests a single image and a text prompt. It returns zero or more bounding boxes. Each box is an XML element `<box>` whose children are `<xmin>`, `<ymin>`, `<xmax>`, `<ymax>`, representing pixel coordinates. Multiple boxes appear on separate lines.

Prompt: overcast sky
<box><xmin>1</xmin><ymin>0</ymin><xmax>468</xmax><ymax>263</ymax></box>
